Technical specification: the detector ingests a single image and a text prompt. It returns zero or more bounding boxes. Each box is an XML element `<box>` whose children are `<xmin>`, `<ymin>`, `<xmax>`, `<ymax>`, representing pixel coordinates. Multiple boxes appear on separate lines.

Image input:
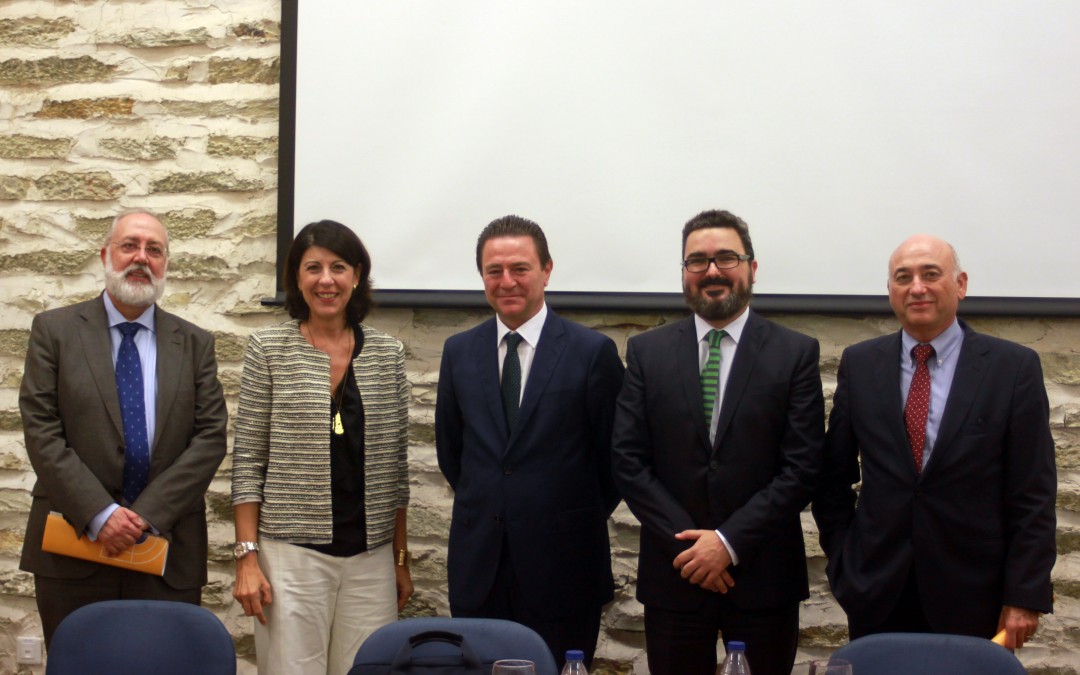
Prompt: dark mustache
<box><xmin>698</xmin><ymin>278</ymin><xmax>733</xmax><ymax>290</ymax></box>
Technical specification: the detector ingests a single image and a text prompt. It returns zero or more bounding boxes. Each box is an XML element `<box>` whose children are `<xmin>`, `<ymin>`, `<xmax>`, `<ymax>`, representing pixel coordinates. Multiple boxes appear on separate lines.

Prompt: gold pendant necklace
<box><xmin>302</xmin><ymin>322</ymin><xmax>352</xmax><ymax>437</ymax></box>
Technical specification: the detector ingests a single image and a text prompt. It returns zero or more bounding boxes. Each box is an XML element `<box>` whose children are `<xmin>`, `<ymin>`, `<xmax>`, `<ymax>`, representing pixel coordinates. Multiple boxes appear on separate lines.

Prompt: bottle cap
<box><xmin>727</xmin><ymin>641</ymin><xmax>747</xmax><ymax>652</ymax></box>
<box><xmin>565</xmin><ymin>649</ymin><xmax>585</xmax><ymax>661</ymax></box>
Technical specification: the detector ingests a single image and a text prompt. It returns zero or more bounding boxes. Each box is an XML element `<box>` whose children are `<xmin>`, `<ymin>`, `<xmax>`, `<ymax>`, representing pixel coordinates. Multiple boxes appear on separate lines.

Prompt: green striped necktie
<box><xmin>701</xmin><ymin>329</ymin><xmax>727</xmax><ymax>423</ymax></box>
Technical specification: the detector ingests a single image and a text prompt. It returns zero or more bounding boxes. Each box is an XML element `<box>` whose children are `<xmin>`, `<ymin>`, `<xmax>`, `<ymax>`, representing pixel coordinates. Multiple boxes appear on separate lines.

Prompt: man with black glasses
<box><xmin>612</xmin><ymin>209</ymin><xmax>824</xmax><ymax>675</ymax></box>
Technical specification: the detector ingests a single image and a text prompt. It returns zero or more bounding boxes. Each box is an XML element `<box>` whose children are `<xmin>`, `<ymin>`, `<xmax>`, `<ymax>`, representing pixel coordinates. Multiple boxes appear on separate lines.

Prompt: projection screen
<box><xmin>278</xmin><ymin>1</ymin><xmax>1080</xmax><ymax>313</ymax></box>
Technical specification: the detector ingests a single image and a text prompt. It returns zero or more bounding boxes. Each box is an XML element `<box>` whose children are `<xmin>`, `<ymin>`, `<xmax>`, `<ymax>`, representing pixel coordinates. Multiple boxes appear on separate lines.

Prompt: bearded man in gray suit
<box><xmin>19</xmin><ymin>209</ymin><xmax>228</xmax><ymax>646</ymax></box>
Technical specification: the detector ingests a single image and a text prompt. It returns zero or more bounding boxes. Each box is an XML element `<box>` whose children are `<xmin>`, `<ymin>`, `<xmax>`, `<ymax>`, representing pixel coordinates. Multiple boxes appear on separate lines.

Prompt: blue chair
<box><xmin>352</xmin><ymin>617</ymin><xmax>558</xmax><ymax>675</ymax></box>
<box><xmin>830</xmin><ymin>632</ymin><xmax>1026</xmax><ymax>675</ymax></box>
<box><xmin>46</xmin><ymin>599</ymin><xmax>235</xmax><ymax>675</ymax></box>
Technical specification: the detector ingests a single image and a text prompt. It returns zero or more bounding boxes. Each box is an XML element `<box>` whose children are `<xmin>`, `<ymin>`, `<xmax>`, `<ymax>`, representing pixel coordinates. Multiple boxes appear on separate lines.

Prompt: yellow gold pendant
<box><xmin>333</xmin><ymin>411</ymin><xmax>344</xmax><ymax>435</ymax></box>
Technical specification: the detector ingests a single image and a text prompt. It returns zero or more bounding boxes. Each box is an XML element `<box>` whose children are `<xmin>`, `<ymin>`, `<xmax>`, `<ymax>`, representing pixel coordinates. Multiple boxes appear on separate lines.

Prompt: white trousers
<box><xmin>255</xmin><ymin>538</ymin><xmax>397</xmax><ymax>675</ymax></box>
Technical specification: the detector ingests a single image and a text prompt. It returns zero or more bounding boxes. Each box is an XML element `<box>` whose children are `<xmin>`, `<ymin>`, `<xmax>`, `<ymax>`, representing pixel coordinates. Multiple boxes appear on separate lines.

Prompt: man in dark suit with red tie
<box><xmin>435</xmin><ymin>216</ymin><xmax>624</xmax><ymax>668</ymax></box>
<box><xmin>813</xmin><ymin>234</ymin><xmax>1056</xmax><ymax>649</ymax></box>
<box><xmin>612</xmin><ymin>210</ymin><xmax>825</xmax><ymax>675</ymax></box>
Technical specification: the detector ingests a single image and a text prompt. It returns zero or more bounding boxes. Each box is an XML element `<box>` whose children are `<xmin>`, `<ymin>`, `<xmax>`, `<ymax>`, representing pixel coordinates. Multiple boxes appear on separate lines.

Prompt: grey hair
<box><xmin>104</xmin><ymin>208</ymin><xmax>169</xmax><ymax>253</ymax></box>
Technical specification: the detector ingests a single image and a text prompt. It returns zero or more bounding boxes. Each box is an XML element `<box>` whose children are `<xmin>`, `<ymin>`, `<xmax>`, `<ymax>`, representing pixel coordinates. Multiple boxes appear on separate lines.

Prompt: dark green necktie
<box><xmin>701</xmin><ymin>329</ymin><xmax>727</xmax><ymax>423</ymax></box>
<box><xmin>502</xmin><ymin>332</ymin><xmax>524</xmax><ymax>429</ymax></box>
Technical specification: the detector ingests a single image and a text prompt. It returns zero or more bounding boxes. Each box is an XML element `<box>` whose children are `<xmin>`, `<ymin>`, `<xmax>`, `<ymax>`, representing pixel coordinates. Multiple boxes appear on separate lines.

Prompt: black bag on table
<box><xmin>349</xmin><ymin>630</ymin><xmax>487</xmax><ymax>675</ymax></box>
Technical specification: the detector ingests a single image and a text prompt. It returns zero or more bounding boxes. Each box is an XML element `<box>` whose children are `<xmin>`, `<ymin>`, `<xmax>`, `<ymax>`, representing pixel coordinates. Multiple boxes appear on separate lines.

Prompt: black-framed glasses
<box><xmin>682</xmin><ymin>253</ymin><xmax>752</xmax><ymax>273</ymax></box>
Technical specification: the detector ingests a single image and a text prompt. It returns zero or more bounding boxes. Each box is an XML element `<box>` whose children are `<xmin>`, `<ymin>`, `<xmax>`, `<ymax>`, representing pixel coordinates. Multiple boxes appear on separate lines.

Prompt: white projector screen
<box><xmin>282</xmin><ymin>1</ymin><xmax>1080</xmax><ymax>306</ymax></box>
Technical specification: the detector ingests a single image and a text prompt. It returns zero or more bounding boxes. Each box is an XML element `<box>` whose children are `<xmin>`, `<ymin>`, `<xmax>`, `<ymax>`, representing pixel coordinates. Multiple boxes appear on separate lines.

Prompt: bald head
<box><xmin>887</xmin><ymin>234</ymin><xmax>968</xmax><ymax>342</ymax></box>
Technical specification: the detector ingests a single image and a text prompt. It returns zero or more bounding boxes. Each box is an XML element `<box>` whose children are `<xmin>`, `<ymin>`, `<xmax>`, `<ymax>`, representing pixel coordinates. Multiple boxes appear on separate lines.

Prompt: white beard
<box><xmin>104</xmin><ymin>248</ymin><xmax>167</xmax><ymax>308</ymax></box>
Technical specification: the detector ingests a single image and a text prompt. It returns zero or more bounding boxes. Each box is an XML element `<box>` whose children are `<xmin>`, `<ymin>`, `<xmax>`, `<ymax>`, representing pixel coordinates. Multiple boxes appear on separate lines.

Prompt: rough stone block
<box><xmin>35</xmin><ymin>97</ymin><xmax>135</xmax><ymax>119</ymax></box>
<box><xmin>0</xmin><ymin>17</ymin><xmax>76</xmax><ymax>47</ymax></box>
<box><xmin>149</xmin><ymin>171</ymin><xmax>265</xmax><ymax>194</ymax></box>
<box><xmin>0</xmin><ymin>410</ymin><xmax>21</xmax><ymax>433</ymax></box>
<box><xmin>158</xmin><ymin>98</ymin><xmax>279</xmax><ymax>120</ymax></box>
<box><xmin>98</xmin><ymin>137</ymin><xmax>180</xmax><ymax>161</ymax></box>
<box><xmin>232</xmin><ymin>21</ymin><xmax>281</xmax><ymax>41</ymax></box>
<box><xmin>0</xmin><ymin>175</ymin><xmax>32</xmax><ymax>200</ymax></box>
<box><xmin>207</xmin><ymin>135</ymin><xmax>278</xmax><ymax>159</ymax></box>
<box><xmin>0</xmin><ymin>250</ymin><xmax>98</xmax><ymax>275</ymax></box>
<box><xmin>34</xmin><ymin>171</ymin><xmax>124</xmax><ymax>201</ymax></box>
<box><xmin>73</xmin><ymin>214</ymin><xmax>114</xmax><ymax>243</ymax></box>
<box><xmin>160</xmin><ymin>208</ymin><xmax>216</xmax><ymax>239</ymax></box>
<box><xmin>107</xmin><ymin>27</ymin><xmax>211</xmax><ymax>49</ymax></box>
<box><xmin>0</xmin><ymin>56</ymin><xmax>115</xmax><ymax>85</ymax></box>
<box><xmin>208</xmin><ymin>57</ymin><xmax>280</xmax><ymax>85</ymax></box>
<box><xmin>0</xmin><ymin>134</ymin><xmax>72</xmax><ymax>159</ymax></box>
<box><xmin>210</xmin><ymin>332</ymin><xmax>249</xmax><ymax>363</ymax></box>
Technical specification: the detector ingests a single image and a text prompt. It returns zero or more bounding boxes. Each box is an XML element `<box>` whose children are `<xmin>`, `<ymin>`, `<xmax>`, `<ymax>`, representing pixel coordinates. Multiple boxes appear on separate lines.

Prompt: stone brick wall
<box><xmin>1</xmin><ymin>2</ymin><xmax>1077</xmax><ymax>673</ymax></box>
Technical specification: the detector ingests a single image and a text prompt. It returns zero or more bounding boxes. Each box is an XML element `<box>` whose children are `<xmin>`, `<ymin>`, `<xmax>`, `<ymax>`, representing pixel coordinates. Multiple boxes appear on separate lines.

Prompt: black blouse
<box><xmin>301</xmin><ymin>325</ymin><xmax>367</xmax><ymax>557</ymax></box>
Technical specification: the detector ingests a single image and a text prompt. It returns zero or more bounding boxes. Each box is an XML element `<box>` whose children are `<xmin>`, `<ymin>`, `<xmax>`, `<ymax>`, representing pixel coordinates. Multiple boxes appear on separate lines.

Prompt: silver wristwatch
<box><xmin>233</xmin><ymin>541</ymin><xmax>259</xmax><ymax>560</ymax></box>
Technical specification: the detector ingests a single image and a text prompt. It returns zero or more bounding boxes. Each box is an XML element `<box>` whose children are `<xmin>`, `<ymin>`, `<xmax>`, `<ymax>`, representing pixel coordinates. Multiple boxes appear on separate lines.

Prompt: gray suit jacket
<box><xmin>19</xmin><ymin>294</ymin><xmax>227</xmax><ymax>589</ymax></box>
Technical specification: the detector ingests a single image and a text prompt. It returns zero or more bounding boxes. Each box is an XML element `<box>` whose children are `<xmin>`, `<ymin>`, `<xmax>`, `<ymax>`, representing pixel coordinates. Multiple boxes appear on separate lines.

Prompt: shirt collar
<box><xmin>901</xmin><ymin>318</ymin><xmax>962</xmax><ymax>364</ymax></box>
<box><xmin>496</xmin><ymin>303</ymin><xmax>548</xmax><ymax>348</ymax></box>
<box><xmin>694</xmin><ymin>305</ymin><xmax>750</xmax><ymax>345</ymax></box>
<box><xmin>103</xmin><ymin>292</ymin><xmax>156</xmax><ymax>333</ymax></box>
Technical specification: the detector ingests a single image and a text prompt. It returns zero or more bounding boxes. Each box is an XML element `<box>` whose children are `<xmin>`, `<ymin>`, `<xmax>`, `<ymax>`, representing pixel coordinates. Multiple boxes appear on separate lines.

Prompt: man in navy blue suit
<box><xmin>435</xmin><ymin>215</ymin><xmax>624</xmax><ymax>668</ymax></box>
<box><xmin>813</xmin><ymin>234</ymin><xmax>1056</xmax><ymax>649</ymax></box>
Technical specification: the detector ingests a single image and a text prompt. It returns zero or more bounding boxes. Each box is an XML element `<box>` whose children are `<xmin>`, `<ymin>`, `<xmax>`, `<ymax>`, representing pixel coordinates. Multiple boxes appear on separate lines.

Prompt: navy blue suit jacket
<box><xmin>612</xmin><ymin>311</ymin><xmax>824</xmax><ymax>611</ymax></box>
<box><xmin>435</xmin><ymin>310</ymin><xmax>624</xmax><ymax>618</ymax></box>
<box><xmin>812</xmin><ymin>321</ymin><xmax>1057</xmax><ymax>635</ymax></box>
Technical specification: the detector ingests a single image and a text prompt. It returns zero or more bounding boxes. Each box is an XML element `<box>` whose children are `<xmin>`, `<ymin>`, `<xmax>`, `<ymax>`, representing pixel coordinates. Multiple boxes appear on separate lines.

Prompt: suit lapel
<box><xmin>78</xmin><ymin>296</ymin><xmax>125</xmax><ymax>438</ymax></box>
<box><xmin>470</xmin><ymin>319</ymin><xmax>508</xmax><ymax>440</ymax></box>
<box><xmin>675</xmin><ymin>317</ymin><xmax>712</xmax><ymax>451</ymax></box>
<box><xmin>929</xmin><ymin>324</ymin><xmax>988</xmax><ymax>472</ymax></box>
<box><xmin>713</xmin><ymin>311</ymin><xmax>763</xmax><ymax>450</ymax></box>
<box><xmin>512</xmin><ymin>311</ymin><xmax>566</xmax><ymax>444</ymax></box>
<box><xmin>153</xmin><ymin>307</ymin><xmax>183</xmax><ymax>453</ymax></box>
<box><xmin>874</xmin><ymin>332</ymin><xmax>914</xmax><ymax>474</ymax></box>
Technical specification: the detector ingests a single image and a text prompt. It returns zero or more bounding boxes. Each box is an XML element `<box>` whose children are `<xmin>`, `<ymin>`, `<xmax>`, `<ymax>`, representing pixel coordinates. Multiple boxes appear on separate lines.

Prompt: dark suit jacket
<box><xmin>19</xmin><ymin>295</ymin><xmax>228</xmax><ymax>589</ymax></box>
<box><xmin>812</xmin><ymin>321</ymin><xmax>1057</xmax><ymax>635</ymax></box>
<box><xmin>435</xmin><ymin>310</ymin><xmax>624</xmax><ymax>618</ymax></box>
<box><xmin>612</xmin><ymin>310</ymin><xmax>824</xmax><ymax>611</ymax></box>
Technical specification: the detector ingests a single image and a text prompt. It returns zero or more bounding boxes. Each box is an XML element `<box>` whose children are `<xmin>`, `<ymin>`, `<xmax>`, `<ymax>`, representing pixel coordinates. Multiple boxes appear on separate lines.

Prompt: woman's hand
<box><xmin>234</xmin><ymin>554</ymin><xmax>273</xmax><ymax>625</ymax></box>
<box><xmin>395</xmin><ymin>564</ymin><xmax>414</xmax><ymax>611</ymax></box>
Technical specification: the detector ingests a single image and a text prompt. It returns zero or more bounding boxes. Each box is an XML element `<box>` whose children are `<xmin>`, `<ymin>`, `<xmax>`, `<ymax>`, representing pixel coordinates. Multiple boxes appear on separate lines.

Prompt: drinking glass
<box><xmin>808</xmin><ymin>658</ymin><xmax>853</xmax><ymax>675</ymax></box>
<box><xmin>492</xmin><ymin>659</ymin><xmax>537</xmax><ymax>675</ymax></box>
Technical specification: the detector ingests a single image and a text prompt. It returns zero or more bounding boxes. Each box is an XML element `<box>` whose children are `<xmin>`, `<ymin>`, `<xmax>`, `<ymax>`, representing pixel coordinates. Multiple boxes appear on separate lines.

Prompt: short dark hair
<box><xmin>681</xmin><ymin>210</ymin><xmax>754</xmax><ymax>260</ymax></box>
<box><xmin>475</xmin><ymin>215</ymin><xmax>551</xmax><ymax>271</ymax></box>
<box><xmin>284</xmin><ymin>220</ymin><xmax>374</xmax><ymax>324</ymax></box>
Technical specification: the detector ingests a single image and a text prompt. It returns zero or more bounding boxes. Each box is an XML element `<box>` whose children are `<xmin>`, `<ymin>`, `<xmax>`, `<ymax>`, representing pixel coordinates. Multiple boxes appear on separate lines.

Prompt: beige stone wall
<box><xmin>1</xmin><ymin>2</ymin><xmax>1077</xmax><ymax>673</ymax></box>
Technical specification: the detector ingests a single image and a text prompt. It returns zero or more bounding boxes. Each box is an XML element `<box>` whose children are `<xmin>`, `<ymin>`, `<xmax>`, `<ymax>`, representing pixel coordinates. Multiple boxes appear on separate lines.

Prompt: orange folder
<box><xmin>42</xmin><ymin>512</ymin><xmax>169</xmax><ymax>576</ymax></box>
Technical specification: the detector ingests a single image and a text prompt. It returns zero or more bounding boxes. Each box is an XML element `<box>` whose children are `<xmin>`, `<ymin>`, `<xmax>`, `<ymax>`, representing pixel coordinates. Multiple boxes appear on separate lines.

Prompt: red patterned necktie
<box><xmin>904</xmin><ymin>343</ymin><xmax>935</xmax><ymax>474</ymax></box>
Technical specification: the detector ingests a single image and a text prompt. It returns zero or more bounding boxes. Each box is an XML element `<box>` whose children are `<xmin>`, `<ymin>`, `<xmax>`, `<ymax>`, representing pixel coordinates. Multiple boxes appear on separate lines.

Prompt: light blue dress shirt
<box><xmin>88</xmin><ymin>294</ymin><xmax>158</xmax><ymax>538</ymax></box>
<box><xmin>900</xmin><ymin>319</ymin><xmax>963</xmax><ymax>468</ymax></box>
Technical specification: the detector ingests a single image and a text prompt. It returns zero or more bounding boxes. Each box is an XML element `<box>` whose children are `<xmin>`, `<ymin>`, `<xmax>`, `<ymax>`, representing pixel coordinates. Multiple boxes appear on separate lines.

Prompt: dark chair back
<box><xmin>46</xmin><ymin>599</ymin><xmax>235</xmax><ymax>675</ymax></box>
<box><xmin>831</xmin><ymin>632</ymin><xmax>1027</xmax><ymax>675</ymax></box>
<box><xmin>352</xmin><ymin>617</ymin><xmax>558</xmax><ymax>675</ymax></box>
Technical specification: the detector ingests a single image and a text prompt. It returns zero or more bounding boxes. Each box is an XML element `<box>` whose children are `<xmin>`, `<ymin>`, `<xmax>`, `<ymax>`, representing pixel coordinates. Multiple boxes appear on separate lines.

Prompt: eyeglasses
<box><xmin>682</xmin><ymin>253</ymin><xmax>751</xmax><ymax>273</ymax></box>
<box><xmin>113</xmin><ymin>240</ymin><xmax>167</xmax><ymax>259</ymax></box>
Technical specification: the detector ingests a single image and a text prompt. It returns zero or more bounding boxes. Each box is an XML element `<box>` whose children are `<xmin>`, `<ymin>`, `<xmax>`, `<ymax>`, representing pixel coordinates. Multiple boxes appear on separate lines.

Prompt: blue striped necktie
<box><xmin>701</xmin><ymin>329</ymin><xmax>727</xmax><ymax>423</ymax></box>
<box><xmin>116</xmin><ymin>322</ymin><xmax>150</xmax><ymax>505</ymax></box>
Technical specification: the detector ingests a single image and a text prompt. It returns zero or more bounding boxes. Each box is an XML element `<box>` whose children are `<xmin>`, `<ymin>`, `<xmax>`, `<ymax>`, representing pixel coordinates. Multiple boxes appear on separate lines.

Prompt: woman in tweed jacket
<box><xmin>231</xmin><ymin>220</ymin><xmax>411</xmax><ymax>675</ymax></box>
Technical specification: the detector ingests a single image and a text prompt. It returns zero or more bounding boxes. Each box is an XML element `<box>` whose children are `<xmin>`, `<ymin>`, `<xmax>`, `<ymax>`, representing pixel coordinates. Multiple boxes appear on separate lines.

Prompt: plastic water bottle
<box><xmin>561</xmin><ymin>649</ymin><xmax>588</xmax><ymax>675</ymax></box>
<box><xmin>716</xmin><ymin>640</ymin><xmax>751</xmax><ymax>675</ymax></box>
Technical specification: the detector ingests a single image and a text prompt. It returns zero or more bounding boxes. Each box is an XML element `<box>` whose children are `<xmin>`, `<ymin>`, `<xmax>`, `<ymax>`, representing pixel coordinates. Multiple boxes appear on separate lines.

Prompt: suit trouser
<box><xmin>644</xmin><ymin>597</ymin><xmax>800</xmax><ymax>675</ymax></box>
<box><xmin>254</xmin><ymin>538</ymin><xmax>397</xmax><ymax>675</ymax></box>
<box><xmin>36</xmin><ymin>568</ymin><xmax>201</xmax><ymax>649</ymax></box>
<box><xmin>449</xmin><ymin>534</ymin><xmax>603</xmax><ymax>671</ymax></box>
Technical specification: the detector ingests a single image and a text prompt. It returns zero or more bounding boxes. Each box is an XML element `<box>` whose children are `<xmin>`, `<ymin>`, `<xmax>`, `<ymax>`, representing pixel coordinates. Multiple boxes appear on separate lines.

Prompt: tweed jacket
<box><xmin>232</xmin><ymin>320</ymin><xmax>409</xmax><ymax>548</ymax></box>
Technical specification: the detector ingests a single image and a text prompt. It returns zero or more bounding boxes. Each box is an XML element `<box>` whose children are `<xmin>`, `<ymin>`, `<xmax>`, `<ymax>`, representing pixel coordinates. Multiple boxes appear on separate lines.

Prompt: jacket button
<box><xmin>494</xmin><ymin>515</ymin><xmax>503</xmax><ymax>525</ymax></box>
<box><xmin>503</xmin><ymin>467</ymin><xmax>513</xmax><ymax>476</ymax></box>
